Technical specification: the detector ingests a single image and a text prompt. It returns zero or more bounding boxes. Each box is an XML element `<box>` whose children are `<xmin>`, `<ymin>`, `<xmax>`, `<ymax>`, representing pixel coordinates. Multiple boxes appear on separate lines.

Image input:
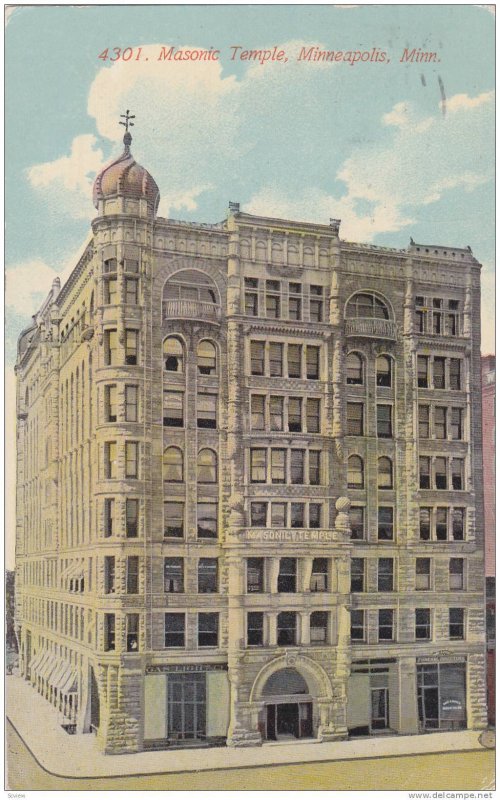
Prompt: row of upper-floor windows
<box><xmin>250</xmin><ymin>340</ymin><xmax>321</xmax><ymax>379</ymax></box>
<box><xmin>102</xmin><ymin>275</ymin><xmax>139</xmax><ymax>306</ymax></box>
<box><xmin>419</xmin><ymin>456</ymin><xmax>465</xmax><ymax>490</ymax></box>
<box><xmin>347</xmin><ymin>403</ymin><xmax>394</xmax><ymax>437</ymax></box>
<box><xmin>250</xmin><ymin>394</ymin><xmax>321</xmax><ymax>433</ymax></box>
<box><xmin>163</xmin><ymin>337</ymin><xmax>217</xmax><ymax>375</ymax></box>
<box><xmin>346</xmin><ymin>353</ymin><xmax>393</xmax><ymax>387</ymax></box>
<box><xmin>163</xmin><ymin>446</ymin><xmax>218</xmax><ymax>483</ymax></box>
<box><xmin>418</xmin><ymin>405</ymin><xmax>465</xmax><ymax>440</ymax></box>
<box><xmin>417</xmin><ymin>356</ymin><xmax>463</xmax><ymax>390</ymax></box>
<box><xmin>348</xmin><ymin>455</ymin><xmax>393</xmax><ymax>489</ymax></box>
<box><xmin>23</xmin><ymin>597</ymin><xmax>89</xmax><ymax>644</ymax></box>
<box><xmin>349</xmin><ymin>504</ymin><xmax>467</xmax><ymax>542</ymax></box>
<box><xmin>244</xmin><ymin>279</ymin><xmax>325</xmax><ymax>321</ymax></box>
<box><xmin>163</xmin><ymin>390</ymin><xmax>217</xmax><ymax>428</ymax></box>
<box><xmin>415</xmin><ymin>296</ymin><xmax>462</xmax><ymax>337</ymax></box>
<box><xmin>351</xmin><ymin>556</ymin><xmax>468</xmax><ymax>593</ymax></box>
<box><xmin>351</xmin><ymin>607</ymin><xmax>467</xmax><ymax>643</ymax></box>
<box><xmin>249</xmin><ymin>447</ymin><xmax>322</xmax><ymax>485</ymax></box>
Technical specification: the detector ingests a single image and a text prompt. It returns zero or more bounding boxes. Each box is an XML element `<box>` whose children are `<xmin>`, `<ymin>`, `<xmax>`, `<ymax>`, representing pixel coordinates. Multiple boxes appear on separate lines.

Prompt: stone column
<box><xmin>302</xmin><ymin>557</ymin><xmax>313</xmax><ymax>592</ymax></box>
<box><xmin>300</xmin><ymin>612</ymin><xmax>310</xmax><ymax>646</ymax></box>
<box><xmin>226</xmin><ymin>666</ymin><xmax>262</xmax><ymax>747</ymax></box>
<box><xmin>268</xmin><ymin>558</ymin><xmax>280</xmax><ymax>594</ymax></box>
<box><xmin>398</xmin><ymin>657</ymin><xmax>419</xmax><ymax>734</ymax></box>
<box><xmin>268</xmin><ymin>614</ymin><xmax>277</xmax><ymax>646</ymax></box>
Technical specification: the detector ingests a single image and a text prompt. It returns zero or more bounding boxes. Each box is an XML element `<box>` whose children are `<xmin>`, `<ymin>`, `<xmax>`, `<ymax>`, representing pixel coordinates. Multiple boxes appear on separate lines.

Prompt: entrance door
<box><xmin>168</xmin><ymin>673</ymin><xmax>206</xmax><ymax>740</ymax></box>
<box><xmin>266</xmin><ymin>702</ymin><xmax>313</xmax><ymax>740</ymax></box>
<box><xmin>277</xmin><ymin>703</ymin><xmax>299</xmax><ymax>738</ymax></box>
<box><xmin>371</xmin><ymin>688</ymin><xmax>389</xmax><ymax>730</ymax></box>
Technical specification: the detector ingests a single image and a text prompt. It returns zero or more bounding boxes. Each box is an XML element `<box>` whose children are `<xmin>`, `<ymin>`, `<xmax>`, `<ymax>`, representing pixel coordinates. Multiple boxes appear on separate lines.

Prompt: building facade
<box><xmin>481</xmin><ymin>354</ymin><xmax>495</xmax><ymax>724</ymax></box>
<box><xmin>15</xmin><ymin>131</ymin><xmax>487</xmax><ymax>753</ymax></box>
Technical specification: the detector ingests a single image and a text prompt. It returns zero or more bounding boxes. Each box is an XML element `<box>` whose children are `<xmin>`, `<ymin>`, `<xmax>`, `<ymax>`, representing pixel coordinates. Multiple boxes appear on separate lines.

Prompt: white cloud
<box><xmin>442</xmin><ymin>90</ymin><xmax>494</xmax><ymax>114</ymax></box>
<box><xmin>27</xmin><ymin>134</ymin><xmax>106</xmax><ymax>219</ymax></box>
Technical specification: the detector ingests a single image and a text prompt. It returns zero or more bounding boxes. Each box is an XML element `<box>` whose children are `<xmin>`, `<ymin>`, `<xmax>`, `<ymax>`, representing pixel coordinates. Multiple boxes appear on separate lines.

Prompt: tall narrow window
<box><xmin>251</xmin><ymin>502</ymin><xmax>268</xmax><ymax>527</ymax></box>
<box><xmin>277</xmin><ymin>611</ymin><xmax>297</xmax><ymax>645</ymax></box>
<box><xmin>104</xmin><ymin>556</ymin><xmax>115</xmax><ymax>594</ymax></box>
<box><xmin>197</xmin><ymin>341</ymin><xmax>217</xmax><ymax>375</ymax></box>
<box><xmin>271</xmin><ymin>502</ymin><xmax>287</xmax><ymax>527</ymax></box>
<box><xmin>432</xmin><ymin>298</ymin><xmax>443</xmax><ymax>334</ymax></box>
<box><xmin>104</xmin><ymin>614</ymin><xmax>116</xmax><ymax>651</ymax></box>
<box><xmin>251</xmin><ymin>395</ymin><xmax>265</xmax><ymax>430</ymax></box>
<box><xmin>198</xmin><ymin>613</ymin><xmax>219</xmax><ymax>647</ymax></box>
<box><xmin>244</xmin><ymin>278</ymin><xmax>258</xmax><ymax>316</ymax></box>
<box><xmin>197</xmin><ymin>503</ymin><xmax>218</xmax><ymax>539</ymax></box>
<box><xmin>278</xmin><ymin>558</ymin><xmax>297</xmax><ymax>592</ymax></box>
<box><xmin>164</xmin><ymin>558</ymin><xmax>184</xmax><ymax>592</ymax></box>
<box><xmin>104</xmin><ymin>278</ymin><xmax>118</xmax><ymax>305</ymax></box>
<box><xmin>125</xmin><ymin>329</ymin><xmax>138</xmax><ymax>365</ymax></box>
<box><xmin>247</xmin><ymin>558</ymin><xmax>264</xmax><ymax>593</ymax></box>
<box><xmin>433</xmin><ymin>357</ymin><xmax>445</xmax><ymax>389</ymax></box>
<box><xmin>164</xmin><ymin>613</ymin><xmax>185</xmax><ymax>648</ymax></box>
<box><xmin>351</xmin><ymin>610</ymin><xmax>365</xmax><ymax>641</ymax></box>
<box><xmin>197</xmin><ymin>449</ymin><xmax>217</xmax><ymax>483</ymax></box>
<box><xmin>346</xmin><ymin>353</ymin><xmax>363</xmax><ymax>385</ymax></box>
<box><xmin>126</xmin><ymin>556</ymin><xmax>139</xmax><ymax>594</ymax></box>
<box><xmin>309</xmin><ymin>285</ymin><xmax>324</xmax><ymax>322</ymax></box>
<box><xmin>271</xmin><ymin>449</ymin><xmax>286</xmax><ymax>484</ymax></box>
<box><xmin>163</xmin><ymin>337</ymin><xmax>184</xmax><ymax>372</ymax></box>
<box><xmin>309</xmin><ymin>503</ymin><xmax>322</xmax><ymax>528</ymax></box>
<box><xmin>378</xmin><ymin>457</ymin><xmax>393</xmax><ymax>489</ymax></box>
<box><xmin>451</xmin><ymin>408</ymin><xmax>463</xmax><ymax>440</ymax></box>
<box><xmin>125</xmin><ymin>442</ymin><xmax>138</xmax><ymax>478</ymax></box>
<box><xmin>126</xmin><ymin>614</ymin><xmax>139</xmax><ymax>652</ymax></box>
<box><xmin>104</xmin><ymin>498</ymin><xmax>114</xmax><ymax>537</ymax></box>
<box><xmin>163</xmin><ymin>391</ymin><xmax>184</xmax><ymax>427</ymax></box>
<box><xmin>376</xmin><ymin>356</ymin><xmax>392</xmax><ymax>387</ymax></box>
<box><xmin>288</xmin><ymin>282</ymin><xmax>302</xmax><ymax>320</ymax></box>
<box><xmin>417</xmin><ymin>355</ymin><xmax>429</xmax><ymax>388</ymax></box>
<box><xmin>290</xmin><ymin>450</ymin><xmax>305</xmax><ymax>484</ymax></box>
<box><xmin>449</xmin><ymin>558</ymin><xmax>464</xmax><ymax>590</ymax></box>
<box><xmin>103</xmin><ymin>257</ymin><xmax>117</xmax><ymax>274</ymax></box>
<box><xmin>348</xmin><ymin>455</ymin><xmax>364</xmax><ymax>489</ymax></box>
<box><xmin>104</xmin><ymin>442</ymin><xmax>117</xmax><ymax>479</ymax></box>
<box><xmin>290</xmin><ymin>503</ymin><xmax>305</xmax><ymax>528</ymax></box>
<box><xmin>310</xmin><ymin>611</ymin><xmax>328</xmax><ymax>644</ymax></box>
<box><xmin>378</xmin><ymin>507</ymin><xmax>394</xmax><ymax>540</ymax></box>
<box><xmin>416</xmin><ymin>558</ymin><xmax>431</xmax><ymax>590</ymax></box>
<box><xmin>269</xmin><ymin>342</ymin><xmax>283</xmax><ymax>376</ymax></box>
<box><xmin>125</xmin><ymin>278</ymin><xmax>138</xmax><ymax>306</ymax></box>
<box><xmin>126</xmin><ymin>498</ymin><xmax>139</xmax><ymax>538</ymax></box>
<box><xmin>436</xmin><ymin>508</ymin><xmax>448</xmax><ymax>540</ymax></box>
<box><xmin>164</xmin><ymin>502</ymin><xmax>184</xmax><ymax>538</ymax></box>
<box><xmin>378</xmin><ymin>609</ymin><xmax>394</xmax><ymax>641</ymax></box>
<box><xmin>350</xmin><ymin>507</ymin><xmax>364</xmax><ymax>540</ymax></box>
<box><xmin>306</xmin><ymin>398</ymin><xmax>321</xmax><ymax>433</ymax></box>
<box><xmin>270</xmin><ymin>396</ymin><xmax>284</xmax><ymax>431</ymax></box>
<box><xmin>347</xmin><ymin>403</ymin><xmax>364</xmax><ymax>435</ymax></box>
<box><xmin>452</xmin><ymin>508</ymin><xmax>465</xmax><ymax>541</ymax></box>
<box><xmin>434</xmin><ymin>407</ymin><xmax>447</xmax><ymax>439</ymax></box>
<box><xmin>265</xmin><ymin>280</ymin><xmax>281</xmax><ymax>318</ymax></box>
<box><xmin>198</xmin><ymin>559</ymin><xmax>218</xmax><ymax>593</ymax></box>
<box><xmin>419</xmin><ymin>405</ymin><xmax>430</xmax><ymax>438</ymax></box>
<box><xmin>377</xmin><ymin>405</ymin><xmax>393</xmax><ymax>438</ymax></box>
<box><xmin>378</xmin><ymin>558</ymin><xmax>394</xmax><ymax>591</ymax></box>
<box><xmin>419</xmin><ymin>456</ymin><xmax>431</xmax><ymax>489</ymax></box>
<box><xmin>451</xmin><ymin>458</ymin><xmax>464</xmax><ymax>490</ymax></box>
<box><xmin>306</xmin><ymin>346</ymin><xmax>320</xmax><ymax>379</ymax></box>
<box><xmin>197</xmin><ymin>394</ymin><xmax>217</xmax><ymax>429</ymax></box>
<box><xmin>250</xmin><ymin>341</ymin><xmax>265</xmax><ymax>375</ymax></box>
<box><xmin>163</xmin><ymin>447</ymin><xmax>183</xmax><ymax>483</ymax></box>
<box><xmin>435</xmin><ymin>457</ymin><xmax>447</xmax><ymax>489</ymax></box>
<box><xmin>419</xmin><ymin>508</ymin><xmax>431</xmax><ymax>540</ymax></box>
<box><xmin>449</xmin><ymin>608</ymin><xmax>465</xmax><ymax>640</ymax></box>
<box><xmin>250</xmin><ymin>449</ymin><xmax>267</xmax><ymax>483</ymax></box>
<box><xmin>104</xmin><ymin>329</ymin><xmax>118</xmax><ymax>366</ymax></box>
<box><xmin>415</xmin><ymin>609</ymin><xmax>431</xmax><ymax>640</ymax></box>
<box><xmin>311</xmin><ymin>558</ymin><xmax>328</xmax><ymax>591</ymax></box>
<box><xmin>309</xmin><ymin>451</ymin><xmax>321</xmax><ymax>485</ymax></box>
<box><xmin>247</xmin><ymin>612</ymin><xmax>264</xmax><ymax>646</ymax></box>
<box><xmin>450</xmin><ymin>359</ymin><xmax>462</xmax><ymax>390</ymax></box>
<box><xmin>351</xmin><ymin>558</ymin><xmax>365</xmax><ymax>592</ymax></box>
<box><xmin>105</xmin><ymin>385</ymin><xmax>117</xmax><ymax>422</ymax></box>
<box><xmin>125</xmin><ymin>385</ymin><xmax>138</xmax><ymax>422</ymax></box>
<box><xmin>288</xmin><ymin>398</ymin><xmax>302</xmax><ymax>432</ymax></box>
<box><xmin>287</xmin><ymin>344</ymin><xmax>302</xmax><ymax>378</ymax></box>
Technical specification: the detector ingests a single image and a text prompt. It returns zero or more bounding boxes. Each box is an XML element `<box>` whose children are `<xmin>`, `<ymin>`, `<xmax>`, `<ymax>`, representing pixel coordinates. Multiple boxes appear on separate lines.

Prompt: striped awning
<box><xmin>29</xmin><ymin>650</ymin><xmax>78</xmax><ymax>694</ymax></box>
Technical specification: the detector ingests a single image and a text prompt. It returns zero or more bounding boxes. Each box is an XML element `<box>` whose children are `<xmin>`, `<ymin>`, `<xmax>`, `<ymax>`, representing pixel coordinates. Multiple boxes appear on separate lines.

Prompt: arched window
<box><xmin>347</xmin><ymin>455</ymin><xmax>364</xmax><ymax>489</ymax></box>
<box><xmin>376</xmin><ymin>355</ymin><xmax>392</xmax><ymax>387</ymax></box>
<box><xmin>378</xmin><ymin>457</ymin><xmax>393</xmax><ymax>489</ymax></box>
<box><xmin>163</xmin><ymin>337</ymin><xmax>184</xmax><ymax>372</ymax></box>
<box><xmin>197</xmin><ymin>449</ymin><xmax>217</xmax><ymax>483</ymax></box>
<box><xmin>346</xmin><ymin>293</ymin><xmax>389</xmax><ymax>320</ymax></box>
<box><xmin>197</xmin><ymin>340</ymin><xmax>217</xmax><ymax>375</ymax></box>
<box><xmin>346</xmin><ymin>352</ymin><xmax>363</xmax><ymax>385</ymax></box>
<box><xmin>163</xmin><ymin>447</ymin><xmax>183</xmax><ymax>483</ymax></box>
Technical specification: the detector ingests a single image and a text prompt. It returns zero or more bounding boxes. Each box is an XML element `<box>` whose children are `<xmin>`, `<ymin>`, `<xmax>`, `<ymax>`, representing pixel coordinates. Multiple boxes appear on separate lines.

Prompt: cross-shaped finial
<box><xmin>119</xmin><ymin>110</ymin><xmax>135</xmax><ymax>132</ymax></box>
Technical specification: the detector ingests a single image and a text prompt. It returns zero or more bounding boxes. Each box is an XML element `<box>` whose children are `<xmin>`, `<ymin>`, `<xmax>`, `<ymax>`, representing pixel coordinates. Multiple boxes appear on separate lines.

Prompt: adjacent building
<box><xmin>15</xmin><ymin>127</ymin><xmax>487</xmax><ymax>753</ymax></box>
<box><xmin>481</xmin><ymin>354</ymin><xmax>495</xmax><ymax>724</ymax></box>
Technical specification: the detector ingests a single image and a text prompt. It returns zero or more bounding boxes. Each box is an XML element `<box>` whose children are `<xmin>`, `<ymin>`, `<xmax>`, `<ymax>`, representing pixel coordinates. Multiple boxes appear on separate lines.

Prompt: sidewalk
<box><xmin>6</xmin><ymin>675</ymin><xmax>487</xmax><ymax>779</ymax></box>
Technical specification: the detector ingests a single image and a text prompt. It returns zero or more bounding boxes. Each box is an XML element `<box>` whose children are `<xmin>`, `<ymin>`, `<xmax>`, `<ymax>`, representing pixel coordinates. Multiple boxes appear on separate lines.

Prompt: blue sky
<box><xmin>4</xmin><ymin>5</ymin><xmax>495</xmax><ymax>562</ymax></box>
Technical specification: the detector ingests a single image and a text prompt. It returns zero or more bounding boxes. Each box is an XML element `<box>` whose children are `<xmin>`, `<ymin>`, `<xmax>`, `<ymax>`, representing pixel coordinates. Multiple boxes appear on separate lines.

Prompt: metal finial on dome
<box><xmin>119</xmin><ymin>110</ymin><xmax>135</xmax><ymax>151</ymax></box>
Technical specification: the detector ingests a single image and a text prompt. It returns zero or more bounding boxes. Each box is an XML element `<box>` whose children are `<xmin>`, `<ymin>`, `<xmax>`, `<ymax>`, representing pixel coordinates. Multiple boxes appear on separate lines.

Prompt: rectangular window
<box><xmin>288</xmin><ymin>283</ymin><xmax>302</xmax><ymax>321</ymax></box>
<box><xmin>436</xmin><ymin>508</ymin><xmax>448</xmax><ymax>540</ymax></box>
<box><xmin>351</xmin><ymin>558</ymin><xmax>365</xmax><ymax>592</ymax></box>
<box><xmin>197</xmin><ymin>503</ymin><xmax>218</xmax><ymax>539</ymax></box>
<box><xmin>266</xmin><ymin>280</ymin><xmax>281</xmax><ymax>318</ymax></box>
<box><xmin>347</xmin><ymin>403</ymin><xmax>364</xmax><ymax>436</ymax></box>
<box><xmin>164</xmin><ymin>558</ymin><xmax>184</xmax><ymax>593</ymax></box>
<box><xmin>290</xmin><ymin>503</ymin><xmax>305</xmax><ymax>528</ymax></box>
<box><xmin>310</xmin><ymin>611</ymin><xmax>328</xmax><ymax>644</ymax></box>
<box><xmin>164</xmin><ymin>501</ymin><xmax>184</xmax><ymax>538</ymax></box>
<box><xmin>126</xmin><ymin>614</ymin><xmax>139</xmax><ymax>652</ymax></box>
<box><xmin>419</xmin><ymin>405</ymin><xmax>430</xmax><ymax>438</ymax></box>
<box><xmin>198</xmin><ymin>558</ymin><xmax>218</xmax><ymax>593</ymax></box>
<box><xmin>416</xmin><ymin>558</ymin><xmax>431</xmax><ymax>590</ymax></box>
<box><xmin>377</xmin><ymin>405</ymin><xmax>393</xmax><ymax>438</ymax></box>
<box><xmin>164</xmin><ymin>613</ymin><xmax>185</xmax><ymax>648</ymax></box>
<box><xmin>198</xmin><ymin>612</ymin><xmax>219</xmax><ymax>647</ymax></box>
<box><xmin>104</xmin><ymin>498</ymin><xmax>114</xmax><ymax>537</ymax></box>
<box><xmin>163</xmin><ymin>390</ymin><xmax>184</xmax><ymax>427</ymax></box>
<box><xmin>104</xmin><ymin>556</ymin><xmax>115</xmax><ymax>594</ymax></box>
<box><xmin>277</xmin><ymin>611</ymin><xmax>297</xmax><ymax>645</ymax></box>
<box><xmin>378</xmin><ymin>609</ymin><xmax>394</xmax><ymax>641</ymax></box>
<box><xmin>271</xmin><ymin>502</ymin><xmax>286</xmax><ymax>527</ymax></box>
<box><xmin>247</xmin><ymin>612</ymin><xmax>264</xmax><ymax>646</ymax></box>
<box><xmin>415</xmin><ymin>609</ymin><xmax>431</xmax><ymax>640</ymax></box>
<box><xmin>126</xmin><ymin>556</ymin><xmax>139</xmax><ymax>594</ymax></box>
<box><xmin>309</xmin><ymin>285</ymin><xmax>324</xmax><ymax>322</ymax></box>
<box><xmin>250</xmin><ymin>341</ymin><xmax>265</xmax><ymax>375</ymax></box>
<box><xmin>125</xmin><ymin>329</ymin><xmax>138</xmax><ymax>365</ymax></box>
<box><xmin>351</xmin><ymin>610</ymin><xmax>365</xmax><ymax>641</ymax></box>
<box><xmin>417</xmin><ymin>356</ymin><xmax>428</xmax><ymax>388</ymax></box>
<box><xmin>105</xmin><ymin>385</ymin><xmax>117</xmax><ymax>422</ymax></box>
<box><xmin>104</xmin><ymin>613</ymin><xmax>115</xmax><ymax>651</ymax></box>
<box><xmin>434</xmin><ymin>457</ymin><xmax>447</xmax><ymax>490</ymax></box>
<box><xmin>103</xmin><ymin>257</ymin><xmax>117</xmax><ymax>274</ymax></box>
<box><xmin>105</xmin><ymin>277</ymin><xmax>118</xmax><ymax>305</ymax></box>
<box><xmin>449</xmin><ymin>608</ymin><xmax>465</xmax><ymax>640</ymax></box>
<box><xmin>309</xmin><ymin>450</ymin><xmax>321</xmax><ymax>485</ymax></box>
<box><xmin>124</xmin><ymin>258</ymin><xmax>139</xmax><ymax>273</ymax></box>
<box><xmin>270</xmin><ymin>449</ymin><xmax>286</xmax><ymax>484</ymax></box>
<box><xmin>451</xmin><ymin>458</ymin><xmax>464</xmax><ymax>490</ymax></box>
<box><xmin>288</xmin><ymin>397</ymin><xmax>302</xmax><ymax>432</ymax></box>
<box><xmin>306</xmin><ymin>398</ymin><xmax>321</xmax><ymax>433</ymax></box>
<box><xmin>278</xmin><ymin>558</ymin><xmax>297</xmax><ymax>593</ymax></box>
<box><xmin>378</xmin><ymin>507</ymin><xmax>394</xmax><ymax>541</ymax></box>
<box><xmin>251</xmin><ymin>395</ymin><xmax>265</xmax><ymax>430</ymax></box>
<box><xmin>290</xmin><ymin>449</ymin><xmax>305</xmax><ymax>484</ymax></box>
<box><xmin>309</xmin><ymin>503</ymin><xmax>322</xmax><ymax>529</ymax></box>
<box><xmin>450</xmin><ymin>359</ymin><xmax>462</xmax><ymax>390</ymax></box>
<box><xmin>311</xmin><ymin>558</ymin><xmax>328</xmax><ymax>591</ymax></box>
<box><xmin>125</xmin><ymin>278</ymin><xmax>138</xmax><ymax>306</ymax></box>
<box><xmin>306</xmin><ymin>346</ymin><xmax>320</xmax><ymax>379</ymax></box>
<box><xmin>125</xmin><ymin>442</ymin><xmax>139</xmax><ymax>478</ymax></box>
<box><xmin>104</xmin><ymin>442</ymin><xmax>117</xmax><ymax>479</ymax></box>
<box><xmin>451</xmin><ymin>408</ymin><xmax>463</xmax><ymax>440</ymax></box>
<box><xmin>197</xmin><ymin>394</ymin><xmax>217</xmax><ymax>429</ymax></box>
<box><xmin>287</xmin><ymin>344</ymin><xmax>302</xmax><ymax>378</ymax></box>
<box><xmin>419</xmin><ymin>456</ymin><xmax>430</xmax><ymax>489</ymax></box>
<box><xmin>378</xmin><ymin>558</ymin><xmax>394</xmax><ymax>591</ymax></box>
<box><xmin>245</xmin><ymin>278</ymin><xmax>259</xmax><ymax>316</ymax></box>
<box><xmin>433</xmin><ymin>357</ymin><xmax>445</xmax><ymax>389</ymax></box>
<box><xmin>449</xmin><ymin>558</ymin><xmax>464</xmax><ymax>590</ymax></box>
<box><xmin>125</xmin><ymin>385</ymin><xmax>138</xmax><ymax>422</ymax></box>
<box><xmin>452</xmin><ymin>508</ymin><xmax>465</xmax><ymax>541</ymax></box>
<box><xmin>350</xmin><ymin>507</ymin><xmax>365</xmax><ymax>540</ymax></box>
<box><xmin>250</xmin><ymin>448</ymin><xmax>267</xmax><ymax>483</ymax></box>
<box><xmin>270</xmin><ymin>396</ymin><xmax>284</xmax><ymax>431</ymax></box>
<box><xmin>434</xmin><ymin>407</ymin><xmax>447</xmax><ymax>439</ymax></box>
<box><xmin>104</xmin><ymin>329</ymin><xmax>118</xmax><ymax>366</ymax></box>
<box><xmin>269</xmin><ymin>342</ymin><xmax>284</xmax><ymax>377</ymax></box>
<box><xmin>250</xmin><ymin>502</ymin><xmax>267</xmax><ymax>527</ymax></box>
<box><xmin>247</xmin><ymin>558</ymin><xmax>264</xmax><ymax>593</ymax></box>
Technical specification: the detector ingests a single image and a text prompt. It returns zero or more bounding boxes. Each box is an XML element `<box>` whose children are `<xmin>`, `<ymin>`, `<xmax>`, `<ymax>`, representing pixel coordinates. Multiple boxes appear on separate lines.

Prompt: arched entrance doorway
<box><xmin>261</xmin><ymin>668</ymin><xmax>313</xmax><ymax>741</ymax></box>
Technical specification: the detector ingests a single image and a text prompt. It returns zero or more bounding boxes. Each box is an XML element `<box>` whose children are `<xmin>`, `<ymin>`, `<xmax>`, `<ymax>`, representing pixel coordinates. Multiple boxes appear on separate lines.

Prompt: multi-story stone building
<box><xmin>15</xmin><ymin>127</ymin><xmax>487</xmax><ymax>753</ymax></box>
<box><xmin>481</xmin><ymin>354</ymin><xmax>495</xmax><ymax>724</ymax></box>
